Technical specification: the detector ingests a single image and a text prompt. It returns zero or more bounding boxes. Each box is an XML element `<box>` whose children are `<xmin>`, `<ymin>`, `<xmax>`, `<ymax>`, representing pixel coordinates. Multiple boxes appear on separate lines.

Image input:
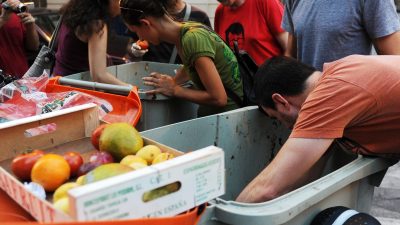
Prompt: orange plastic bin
<box><xmin>45</xmin><ymin>77</ymin><xmax>142</xmax><ymax>126</ymax></box>
<box><xmin>0</xmin><ymin>188</ymin><xmax>204</xmax><ymax>224</ymax></box>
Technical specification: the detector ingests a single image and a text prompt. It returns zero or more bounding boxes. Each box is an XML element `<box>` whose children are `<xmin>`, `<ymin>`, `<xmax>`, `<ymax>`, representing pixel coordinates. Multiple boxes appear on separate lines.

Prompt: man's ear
<box><xmin>271</xmin><ymin>93</ymin><xmax>290</xmax><ymax>111</ymax></box>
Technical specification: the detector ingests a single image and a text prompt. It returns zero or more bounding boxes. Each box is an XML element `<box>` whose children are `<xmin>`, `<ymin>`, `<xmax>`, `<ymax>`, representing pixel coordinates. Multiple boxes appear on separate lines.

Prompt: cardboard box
<box><xmin>0</xmin><ymin>104</ymin><xmax>225</xmax><ymax>222</ymax></box>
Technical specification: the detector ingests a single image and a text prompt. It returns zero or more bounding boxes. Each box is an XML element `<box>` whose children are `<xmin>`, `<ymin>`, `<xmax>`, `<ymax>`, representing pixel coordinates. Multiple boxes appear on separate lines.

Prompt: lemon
<box><xmin>53</xmin><ymin>197</ymin><xmax>69</xmax><ymax>214</ymax></box>
<box><xmin>136</xmin><ymin>145</ymin><xmax>162</xmax><ymax>164</ymax></box>
<box><xmin>152</xmin><ymin>152</ymin><xmax>175</xmax><ymax>165</ymax></box>
<box><xmin>53</xmin><ymin>182</ymin><xmax>80</xmax><ymax>203</ymax></box>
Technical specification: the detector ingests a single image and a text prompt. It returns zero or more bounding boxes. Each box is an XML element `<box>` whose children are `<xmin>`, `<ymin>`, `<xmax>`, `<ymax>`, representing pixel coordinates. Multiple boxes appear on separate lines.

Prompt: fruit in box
<box><xmin>53</xmin><ymin>182</ymin><xmax>80</xmax><ymax>202</ymax></box>
<box><xmin>31</xmin><ymin>154</ymin><xmax>70</xmax><ymax>192</ymax></box>
<box><xmin>136</xmin><ymin>145</ymin><xmax>162</xmax><ymax>164</ymax></box>
<box><xmin>11</xmin><ymin>149</ymin><xmax>44</xmax><ymax>181</ymax></box>
<box><xmin>89</xmin><ymin>151</ymin><xmax>114</xmax><ymax>164</ymax></box>
<box><xmin>82</xmin><ymin>163</ymin><xmax>133</xmax><ymax>184</ymax></box>
<box><xmin>99</xmin><ymin>123</ymin><xmax>143</xmax><ymax>161</ymax></box>
<box><xmin>53</xmin><ymin>197</ymin><xmax>69</xmax><ymax>214</ymax></box>
<box><xmin>63</xmin><ymin>151</ymin><xmax>84</xmax><ymax>178</ymax></box>
<box><xmin>120</xmin><ymin>155</ymin><xmax>148</xmax><ymax>170</ymax></box>
<box><xmin>91</xmin><ymin>124</ymin><xmax>108</xmax><ymax>150</ymax></box>
<box><xmin>142</xmin><ymin>182</ymin><xmax>181</xmax><ymax>202</ymax></box>
<box><xmin>77</xmin><ymin>161</ymin><xmax>101</xmax><ymax>177</ymax></box>
<box><xmin>152</xmin><ymin>152</ymin><xmax>175</xmax><ymax>165</ymax></box>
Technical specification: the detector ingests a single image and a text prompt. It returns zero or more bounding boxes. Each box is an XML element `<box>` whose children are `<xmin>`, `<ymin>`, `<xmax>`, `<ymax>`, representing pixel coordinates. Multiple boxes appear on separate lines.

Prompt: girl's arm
<box><xmin>88</xmin><ymin>25</ymin><xmax>129</xmax><ymax>86</ymax></box>
<box><xmin>173</xmin><ymin>66</ymin><xmax>190</xmax><ymax>85</ymax></box>
<box><xmin>143</xmin><ymin>56</ymin><xmax>227</xmax><ymax>106</ymax></box>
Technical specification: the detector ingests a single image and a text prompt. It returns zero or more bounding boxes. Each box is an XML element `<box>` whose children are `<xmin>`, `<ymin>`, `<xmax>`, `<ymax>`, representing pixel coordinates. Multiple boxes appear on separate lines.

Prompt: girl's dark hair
<box><xmin>120</xmin><ymin>0</ymin><xmax>170</xmax><ymax>26</ymax></box>
<box><xmin>254</xmin><ymin>56</ymin><xmax>317</xmax><ymax>109</ymax></box>
<box><xmin>60</xmin><ymin>0</ymin><xmax>110</xmax><ymax>37</ymax></box>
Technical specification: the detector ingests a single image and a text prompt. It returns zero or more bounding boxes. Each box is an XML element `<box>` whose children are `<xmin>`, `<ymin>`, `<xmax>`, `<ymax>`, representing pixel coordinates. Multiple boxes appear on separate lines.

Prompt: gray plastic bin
<box><xmin>140</xmin><ymin>106</ymin><xmax>396</xmax><ymax>225</ymax></box>
<box><xmin>60</xmin><ymin>61</ymin><xmax>198</xmax><ymax>131</ymax></box>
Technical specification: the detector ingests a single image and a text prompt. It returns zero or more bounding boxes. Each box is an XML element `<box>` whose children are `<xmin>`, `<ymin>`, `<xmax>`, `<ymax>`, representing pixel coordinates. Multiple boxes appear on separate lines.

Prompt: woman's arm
<box><xmin>173</xmin><ymin>66</ymin><xmax>190</xmax><ymax>85</ymax></box>
<box><xmin>143</xmin><ymin>56</ymin><xmax>227</xmax><ymax>106</ymax></box>
<box><xmin>88</xmin><ymin>25</ymin><xmax>128</xmax><ymax>86</ymax></box>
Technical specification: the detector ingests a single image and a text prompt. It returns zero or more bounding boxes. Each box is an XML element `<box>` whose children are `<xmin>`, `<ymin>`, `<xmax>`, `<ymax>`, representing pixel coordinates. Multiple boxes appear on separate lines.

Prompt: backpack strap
<box><xmin>169</xmin><ymin>3</ymin><xmax>192</xmax><ymax>64</ymax></box>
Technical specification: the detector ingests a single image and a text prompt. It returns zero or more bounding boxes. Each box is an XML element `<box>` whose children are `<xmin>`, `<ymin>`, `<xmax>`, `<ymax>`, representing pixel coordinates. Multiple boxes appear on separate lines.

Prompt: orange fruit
<box><xmin>31</xmin><ymin>154</ymin><xmax>70</xmax><ymax>192</ymax></box>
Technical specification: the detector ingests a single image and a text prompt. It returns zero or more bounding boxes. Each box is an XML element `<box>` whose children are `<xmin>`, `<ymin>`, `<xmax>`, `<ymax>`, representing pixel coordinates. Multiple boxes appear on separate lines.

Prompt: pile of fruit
<box><xmin>10</xmin><ymin>122</ymin><xmax>176</xmax><ymax>215</ymax></box>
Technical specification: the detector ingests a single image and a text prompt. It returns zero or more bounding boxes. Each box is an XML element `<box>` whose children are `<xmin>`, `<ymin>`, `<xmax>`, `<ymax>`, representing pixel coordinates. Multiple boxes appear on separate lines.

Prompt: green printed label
<box><xmin>183</xmin><ymin>158</ymin><xmax>220</xmax><ymax>174</ymax></box>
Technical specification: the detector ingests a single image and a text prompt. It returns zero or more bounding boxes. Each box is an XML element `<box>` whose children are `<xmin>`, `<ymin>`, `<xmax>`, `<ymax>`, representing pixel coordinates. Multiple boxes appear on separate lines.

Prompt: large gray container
<box><xmin>61</xmin><ymin>61</ymin><xmax>198</xmax><ymax>131</ymax></box>
<box><xmin>140</xmin><ymin>106</ymin><xmax>395</xmax><ymax>225</ymax></box>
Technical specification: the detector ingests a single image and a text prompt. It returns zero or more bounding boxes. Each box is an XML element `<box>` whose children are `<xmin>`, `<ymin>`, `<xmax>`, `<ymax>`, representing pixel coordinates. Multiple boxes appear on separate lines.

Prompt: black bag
<box><xmin>232</xmin><ymin>41</ymin><xmax>258</xmax><ymax>106</ymax></box>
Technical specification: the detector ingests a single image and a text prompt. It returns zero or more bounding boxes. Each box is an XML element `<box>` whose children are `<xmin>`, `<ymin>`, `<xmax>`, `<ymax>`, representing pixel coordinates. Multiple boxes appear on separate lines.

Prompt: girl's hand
<box><xmin>142</xmin><ymin>72</ymin><xmax>177</xmax><ymax>97</ymax></box>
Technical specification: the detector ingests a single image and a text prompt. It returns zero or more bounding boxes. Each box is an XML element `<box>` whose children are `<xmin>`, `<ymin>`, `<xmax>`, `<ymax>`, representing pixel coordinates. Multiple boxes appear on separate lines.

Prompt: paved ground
<box><xmin>370</xmin><ymin>162</ymin><xmax>400</xmax><ymax>225</ymax></box>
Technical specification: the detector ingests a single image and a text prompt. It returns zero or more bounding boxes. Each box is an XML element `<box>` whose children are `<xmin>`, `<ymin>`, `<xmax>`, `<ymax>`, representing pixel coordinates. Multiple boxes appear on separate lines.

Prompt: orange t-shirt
<box><xmin>291</xmin><ymin>55</ymin><xmax>400</xmax><ymax>157</ymax></box>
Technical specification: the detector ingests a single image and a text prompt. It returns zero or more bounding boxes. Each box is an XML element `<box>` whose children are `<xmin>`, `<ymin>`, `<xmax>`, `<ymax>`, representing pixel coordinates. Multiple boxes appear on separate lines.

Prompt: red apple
<box><xmin>11</xmin><ymin>149</ymin><xmax>44</xmax><ymax>181</ymax></box>
<box><xmin>63</xmin><ymin>151</ymin><xmax>84</xmax><ymax>178</ymax></box>
<box><xmin>77</xmin><ymin>161</ymin><xmax>101</xmax><ymax>177</ymax></box>
<box><xmin>89</xmin><ymin>151</ymin><xmax>114</xmax><ymax>165</ymax></box>
<box><xmin>91</xmin><ymin>124</ymin><xmax>108</xmax><ymax>150</ymax></box>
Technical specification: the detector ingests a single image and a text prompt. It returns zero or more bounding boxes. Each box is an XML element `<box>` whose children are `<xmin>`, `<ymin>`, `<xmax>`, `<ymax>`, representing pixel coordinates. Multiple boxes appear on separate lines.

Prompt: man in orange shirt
<box><xmin>236</xmin><ymin>55</ymin><xmax>400</xmax><ymax>203</ymax></box>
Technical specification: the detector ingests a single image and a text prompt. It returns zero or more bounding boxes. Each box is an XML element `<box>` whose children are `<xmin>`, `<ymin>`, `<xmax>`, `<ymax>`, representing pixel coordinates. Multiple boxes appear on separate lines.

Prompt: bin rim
<box><xmin>212</xmin><ymin>156</ymin><xmax>396</xmax><ymax>225</ymax></box>
<box><xmin>47</xmin><ymin>76</ymin><xmax>142</xmax><ymax>127</ymax></box>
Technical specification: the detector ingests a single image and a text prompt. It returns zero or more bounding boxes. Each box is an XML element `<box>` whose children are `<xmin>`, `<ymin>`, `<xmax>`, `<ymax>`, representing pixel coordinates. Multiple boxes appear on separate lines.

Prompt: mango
<box><xmin>99</xmin><ymin>123</ymin><xmax>143</xmax><ymax>160</ymax></box>
<box><xmin>82</xmin><ymin>163</ymin><xmax>133</xmax><ymax>184</ymax></box>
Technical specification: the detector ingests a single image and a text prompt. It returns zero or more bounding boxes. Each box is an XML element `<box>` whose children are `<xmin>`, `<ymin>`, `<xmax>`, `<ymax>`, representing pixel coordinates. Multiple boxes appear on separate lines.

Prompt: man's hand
<box><xmin>236</xmin><ymin>137</ymin><xmax>334</xmax><ymax>203</ymax></box>
<box><xmin>0</xmin><ymin>0</ymin><xmax>16</xmax><ymax>22</ymax></box>
<box><xmin>18</xmin><ymin>12</ymin><xmax>35</xmax><ymax>25</ymax></box>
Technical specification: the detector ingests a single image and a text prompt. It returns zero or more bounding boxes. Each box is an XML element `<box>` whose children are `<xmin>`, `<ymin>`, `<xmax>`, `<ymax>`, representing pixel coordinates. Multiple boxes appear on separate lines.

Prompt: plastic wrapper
<box><xmin>0</xmin><ymin>74</ymin><xmax>113</xmax><ymax>123</ymax></box>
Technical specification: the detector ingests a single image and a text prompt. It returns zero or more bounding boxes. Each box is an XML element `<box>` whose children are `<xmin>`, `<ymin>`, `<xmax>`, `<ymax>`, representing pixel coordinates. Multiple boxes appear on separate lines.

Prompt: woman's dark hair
<box><xmin>60</xmin><ymin>0</ymin><xmax>110</xmax><ymax>37</ymax></box>
<box><xmin>254</xmin><ymin>56</ymin><xmax>317</xmax><ymax>109</ymax></box>
<box><xmin>120</xmin><ymin>0</ymin><xmax>170</xmax><ymax>26</ymax></box>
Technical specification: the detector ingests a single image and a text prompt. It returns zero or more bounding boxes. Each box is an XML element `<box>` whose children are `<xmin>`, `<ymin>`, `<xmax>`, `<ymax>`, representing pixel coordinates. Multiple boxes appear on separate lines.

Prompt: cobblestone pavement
<box><xmin>370</xmin><ymin>162</ymin><xmax>400</xmax><ymax>225</ymax></box>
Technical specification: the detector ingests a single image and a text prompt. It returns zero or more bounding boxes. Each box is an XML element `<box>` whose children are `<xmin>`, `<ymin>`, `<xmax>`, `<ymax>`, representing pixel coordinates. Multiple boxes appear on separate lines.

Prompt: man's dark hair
<box><xmin>254</xmin><ymin>56</ymin><xmax>316</xmax><ymax>109</ymax></box>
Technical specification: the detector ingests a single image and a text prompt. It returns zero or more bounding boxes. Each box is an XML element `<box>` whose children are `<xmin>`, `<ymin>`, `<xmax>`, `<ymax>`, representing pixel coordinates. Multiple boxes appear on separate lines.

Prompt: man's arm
<box><xmin>275</xmin><ymin>31</ymin><xmax>288</xmax><ymax>53</ymax></box>
<box><xmin>284</xmin><ymin>33</ymin><xmax>297</xmax><ymax>58</ymax></box>
<box><xmin>236</xmin><ymin>137</ymin><xmax>334</xmax><ymax>203</ymax></box>
<box><xmin>20</xmin><ymin>12</ymin><xmax>39</xmax><ymax>51</ymax></box>
<box><xmin>373</xmin><ymin>31</ymin><xmax>400</xmax><ymax>55</ymax></box>
<box><xmin>0</xmin><ymin>6</ymin><xmax>12</xmax><ymax>28</ymax></box>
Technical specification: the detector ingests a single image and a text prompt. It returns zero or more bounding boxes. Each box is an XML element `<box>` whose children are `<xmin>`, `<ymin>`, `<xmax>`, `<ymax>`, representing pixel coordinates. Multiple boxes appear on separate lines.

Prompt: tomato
<box><xmin>91</xmin><ymin>124</ymin><xmax>108</xmax><ymax>150</ymax></box>
<box><xmin>11</xmin><ymin>149</ymin><xmax>45</xmax><ymax>181</ymax></box>
<box><xmin>63</xmin><ymin>151</ymin><xmax>84</xmax><ymax>178</ymax></box>
<box><xmin>136</xmin><ymin>40</ymin><xmax>149</xmax><ymax>50</ymax></box>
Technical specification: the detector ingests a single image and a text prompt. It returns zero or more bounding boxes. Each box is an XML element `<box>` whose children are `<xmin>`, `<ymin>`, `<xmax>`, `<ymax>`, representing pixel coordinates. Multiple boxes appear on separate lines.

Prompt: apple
<box><xmin>77</xmin><ymin>161</ymin><xmax>101</xmax><ymax>177</ymax></box>
<box><xmin>89</xmin><ymin>151</ymin><xmax>114</xmax><ymax>165</ymax></box>
<box><xmin>91</xmin><ymin>124</ymin><xmax>108</xmax><ymax>150</ymax></box>
<box><xmin>63</xmin><ymin>151</ymin><xmax>84</xmax><ymax>178</ymax></box>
